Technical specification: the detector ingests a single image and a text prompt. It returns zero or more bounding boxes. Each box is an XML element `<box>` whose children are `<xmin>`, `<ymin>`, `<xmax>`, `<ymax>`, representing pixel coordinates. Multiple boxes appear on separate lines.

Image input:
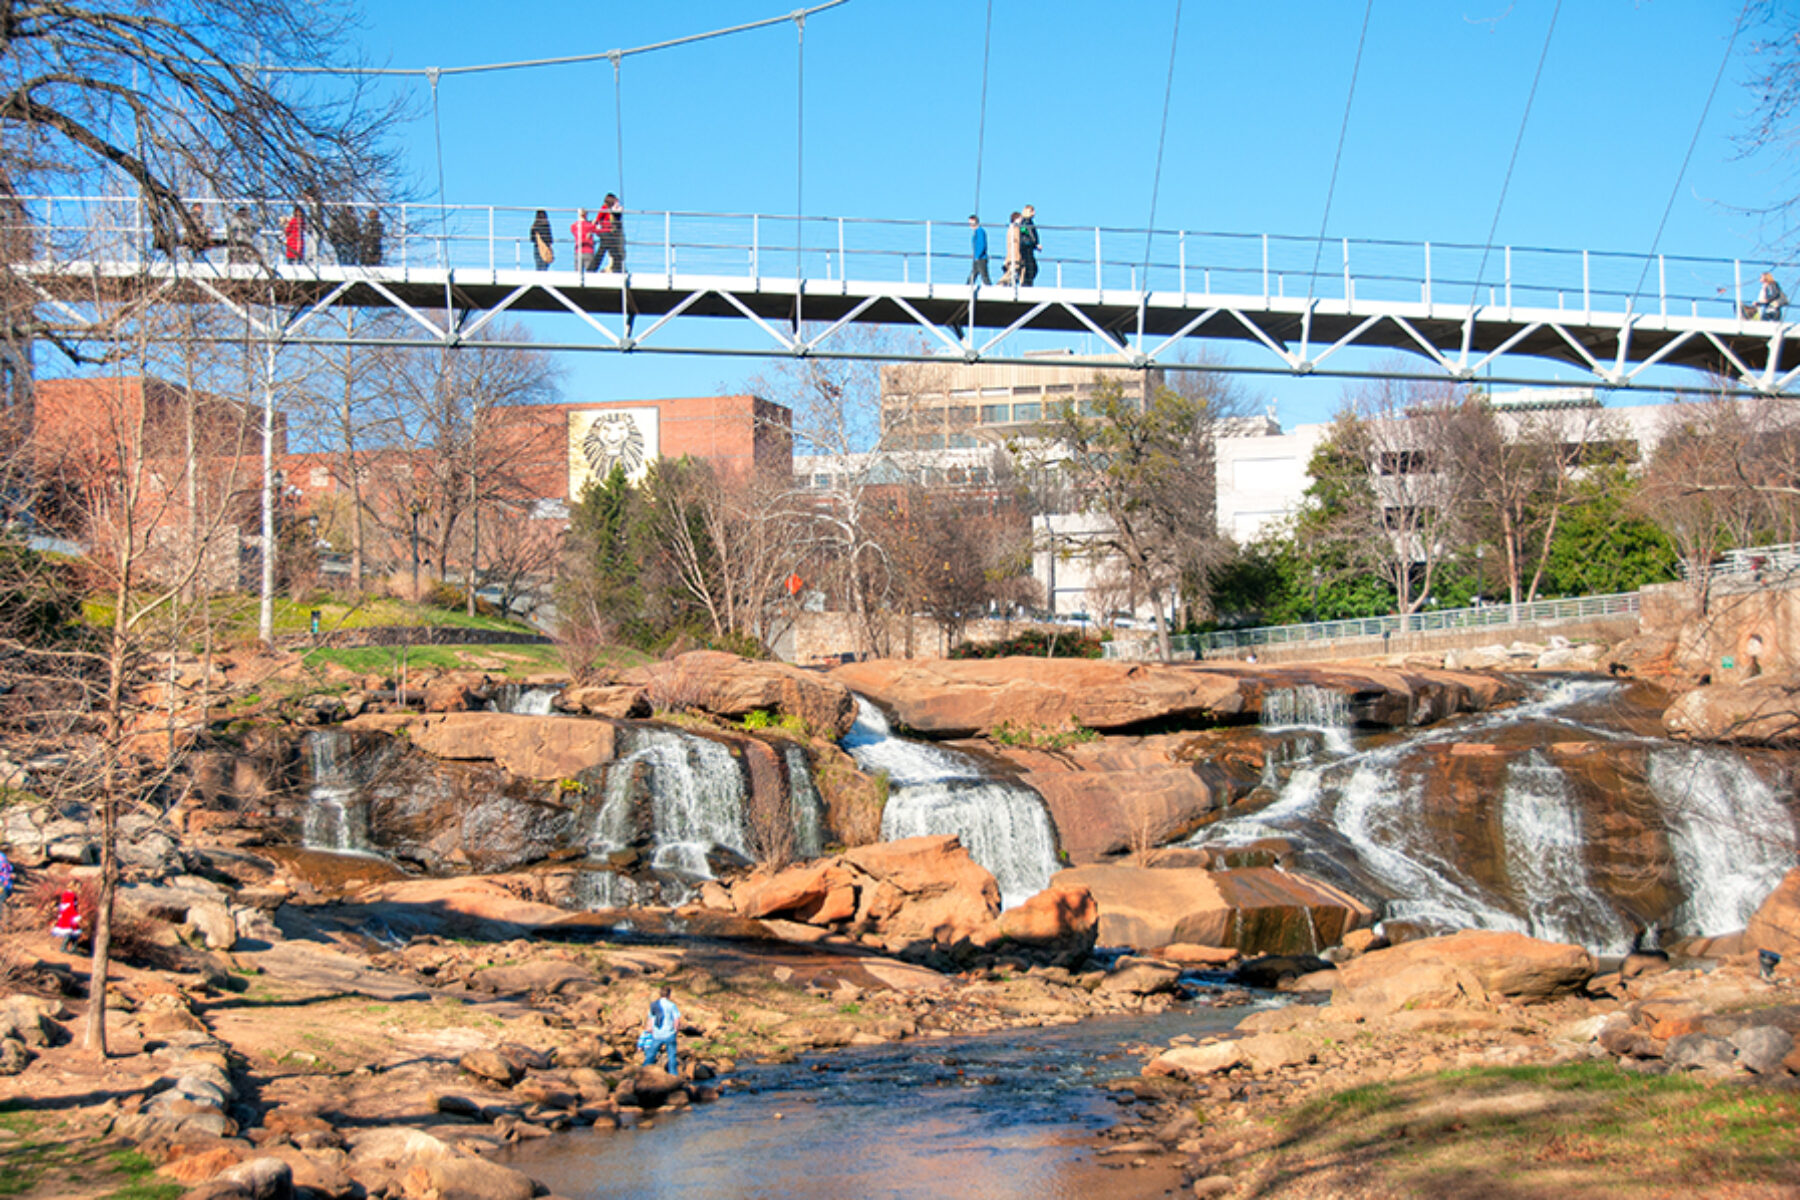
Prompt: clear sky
<box><xmin>347</xmin><ymin>0</ymin><xmax>1788</xmax><ymax>427</ymax></box>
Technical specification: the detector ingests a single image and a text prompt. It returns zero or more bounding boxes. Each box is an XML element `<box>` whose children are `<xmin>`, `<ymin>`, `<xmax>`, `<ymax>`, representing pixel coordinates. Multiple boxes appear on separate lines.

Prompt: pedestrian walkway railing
<box><xmin>1677</xmin><ymin>542</ymin><xmax>1800</xmax><ymax>583</ymax></box>
<box><xmin>1102</xmin><ymin>591</ymin><xmax>1643</xmax><ymax>660</ymax></box>
<box><xmin>0</xmin><ymin>194</ymin><xmax>1781</xmax><ymax>323</ymax></box>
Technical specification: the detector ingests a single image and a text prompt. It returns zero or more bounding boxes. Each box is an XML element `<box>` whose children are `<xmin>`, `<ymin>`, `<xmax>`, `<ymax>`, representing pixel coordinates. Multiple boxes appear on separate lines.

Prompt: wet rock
<box><xmin>344</xmin><ymin>711</ymin><xmax>618</xmax><ymax>782</ymax></box>
<box><xmin>1664</xmin><ymin>671</ymin><xmax>1800</xmax><ymax>745</ymax></box>
<box><xmin>1730</xmin><ymin>1025</ymin><xmax>1794</xmax><ymax>1074</ymax></box>
<box><xmin>1146</xmin><ymin>1041</ymin><xmax>1244</xmax><ymax>1077</ymax></box>
<box><xmin>558</xmin><ymin>684</ymin><xmax>651</xmax><ymax>718</ymax></box>
<box><xmin>1235</xmin><ymin>955</ymin><xmax>1333</xmax><ymax>990</ymax></box>
<box><xmin>401</xmin><ymin>1156</ymin><xmax>535</xmax><ymax>1200</ymax></box>
<box><xmin>1097</xmin><ymin>960</ymin><xmax>1182</xmax><ymax>997</ymax></box>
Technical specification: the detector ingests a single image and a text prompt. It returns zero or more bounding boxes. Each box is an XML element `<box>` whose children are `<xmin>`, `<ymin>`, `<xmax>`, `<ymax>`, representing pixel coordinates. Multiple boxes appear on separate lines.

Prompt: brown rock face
<box><xmin>994</xmin><ymin>734</ymin><xmax>1250</xmax><ymax>863</ymax></box>
<box><xmin>1665</xmin><ymin>673</ymin><xmax>1800</xmax><ymax>744</ymax></box>
<box><xmin>1746</xmin><ymin>867</ymin><xmax>1800</xmax><ymax>957</ymax></box>
<box><xmin>346</xmin><ymin>712</ymin><xmax>618</xmax><ymax>781</ymax></box>
<box><xmin>558</xmin><ymin>684</ymin><xmax>651</xmax><ymax>718</ymax></box>
<box><xmin>1052</xmin><ymin>865</ymin><xmax>1372</xmax><ymax>954</ymax></box>
<box><xmin>634</xmin><ymin>651</ymin><xmax>856</xmax><ymax>739</ymax></box>
<box><xmin>829</xmin><ymin>657</ymin><xmax>1517</xmax><ymax>739</ymax></box>
<box><xmin>1331</xmin><ymin>930</ymin><xmax>1595</xmax><ymax>1014</ymax></box>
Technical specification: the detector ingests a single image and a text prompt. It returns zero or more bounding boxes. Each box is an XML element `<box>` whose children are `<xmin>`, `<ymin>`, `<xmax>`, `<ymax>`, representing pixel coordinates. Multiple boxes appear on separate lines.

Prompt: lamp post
<box><xmin>409</xmin><ymin>500</ymin><xmax>424</xmax><ymax>600</ymax></box>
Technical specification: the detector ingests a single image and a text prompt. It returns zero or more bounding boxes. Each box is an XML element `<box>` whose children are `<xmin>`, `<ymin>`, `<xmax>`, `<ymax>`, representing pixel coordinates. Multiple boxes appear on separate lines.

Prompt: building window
<box><xmin>1011</xmin><ymin>402</ymin><xmax>1041</xmax><ymax>421</ymax></box>
<box><xmin>980</xmin><ymin>403</ymin><xmax>1009</xmax><ymax>423</ymax></box>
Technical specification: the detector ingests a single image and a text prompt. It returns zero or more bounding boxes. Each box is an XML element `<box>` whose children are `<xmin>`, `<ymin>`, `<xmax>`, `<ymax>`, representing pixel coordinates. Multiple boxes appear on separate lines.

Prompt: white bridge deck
<box><xmin>13</xmin><ymin>196</ymin><xmax>1796</xmax><ymax>393</ymax></box>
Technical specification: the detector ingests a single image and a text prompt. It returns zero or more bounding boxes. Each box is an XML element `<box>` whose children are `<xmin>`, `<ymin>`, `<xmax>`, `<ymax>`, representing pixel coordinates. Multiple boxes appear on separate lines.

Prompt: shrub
<box><xmin>989</xmin><ymin>720</ymin><xmax>1101</xmax><ymax>750</ymax></box>
<box><xmin>951</xmin><ymin>628</ymin><xmax>1103</xmax><ymax>659</ymax></box>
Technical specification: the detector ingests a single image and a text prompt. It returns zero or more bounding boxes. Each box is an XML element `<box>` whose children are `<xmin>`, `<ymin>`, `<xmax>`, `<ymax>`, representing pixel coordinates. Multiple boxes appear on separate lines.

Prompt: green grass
<box><xmin>0</xmin><ymin>1111</ymin><xmax>181</xmax><ymax>1200</ymax></box>
<box><xmin>299</xmin><ymin>642</ymin><xmax>565</xmax><ymax>676</ymax></box>
<box><xmin>1264</xmin><ymin>1061</ymin><xmax>1800</xmax><ymax>1196</ymax></box>
<box><xmin>82</xmin><ymin>593</ymin><xmax>540</xmax><ymax>645</ymax></box>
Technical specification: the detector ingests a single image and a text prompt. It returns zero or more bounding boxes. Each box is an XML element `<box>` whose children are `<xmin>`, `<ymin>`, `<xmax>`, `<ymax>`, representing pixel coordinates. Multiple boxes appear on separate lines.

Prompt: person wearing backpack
<box><xmin>642</xmin><ymin>984</ymin><xmax>681</xmax><ymax>1074</ymax></box>
<box><xmin>1019</xmin><ymin>204</ymin><xmax>1040</xmax><ymax>286</ymax></box>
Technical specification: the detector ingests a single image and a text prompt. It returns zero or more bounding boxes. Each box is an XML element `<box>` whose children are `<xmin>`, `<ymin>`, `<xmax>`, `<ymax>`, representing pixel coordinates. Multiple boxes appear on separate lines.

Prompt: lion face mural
<box><xmin>569</xmin><ymin>407</ymin><xmax>659</xmax><ymax>495</ymax></box>
<box><xmin>582</xmin><ymin>412</ymin><xmax>647</xmax><ymax>480</ymax></box>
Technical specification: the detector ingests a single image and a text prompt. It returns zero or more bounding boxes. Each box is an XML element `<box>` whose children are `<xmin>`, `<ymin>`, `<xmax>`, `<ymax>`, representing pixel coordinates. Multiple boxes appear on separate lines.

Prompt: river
<box><xmin>498</xmin><ymin>1001</ymin><xmax>1255</xmax><ymax>1199</ymax></box>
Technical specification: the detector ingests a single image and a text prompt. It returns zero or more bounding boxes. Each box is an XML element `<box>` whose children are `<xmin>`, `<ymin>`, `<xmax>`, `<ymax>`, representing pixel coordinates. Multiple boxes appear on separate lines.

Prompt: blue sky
<box><xmin>349</xmin><ymin>0</ymin><xmax>1787</xmax><ymax>426</ymax></box>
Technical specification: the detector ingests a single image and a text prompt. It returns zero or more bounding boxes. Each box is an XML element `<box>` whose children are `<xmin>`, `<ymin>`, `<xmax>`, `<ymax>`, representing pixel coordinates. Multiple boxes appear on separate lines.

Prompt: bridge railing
<box><xmin>0</xmin><ymin>194</ymin><xmax>1773</xmax><ymax>323</ymax></box>
<box><xmin>1103</xmin><ymin>590</ymin><xmax>1643</xmax><ymax>660</ymax></box>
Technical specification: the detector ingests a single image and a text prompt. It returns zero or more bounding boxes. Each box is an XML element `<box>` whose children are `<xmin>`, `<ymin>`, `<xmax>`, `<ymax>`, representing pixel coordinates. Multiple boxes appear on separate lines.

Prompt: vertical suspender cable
<box><xmin>1631</xmin><ymin>0</ymin><xmax>1750</xmax><ymax>307</ymax></box>
<box><xmin>1141</xmin><ymin>0</ymin><xmax>1184</xmax><ymax>288</ymax></box>
<box><xmin>611</xmin><ymin>51</ymin><xmax>626</xmax><ymax>201</ymax></box>
<box><xmin>973</xmin><ymin>0</ymin><xmax>994</xmax><ymax>215</ymax></box>
<box><xmin>1468</xmin><ymin>0</ymin><xmax>1562</xmax><ymax>311</ymax></box>
<box><xmin>1307</xmin><ymin>0</ymin><xmax>1373</xmax><ymax>301</ymax></box>
<box><xmin>795</xmin><ymin>10</ymin><xmax>806</xmax><ymax>323</ymax></box>
<box><xmin>427</xmin><ymin>67</ymin><xmax>456</xmax><ymax>319</ymax></box>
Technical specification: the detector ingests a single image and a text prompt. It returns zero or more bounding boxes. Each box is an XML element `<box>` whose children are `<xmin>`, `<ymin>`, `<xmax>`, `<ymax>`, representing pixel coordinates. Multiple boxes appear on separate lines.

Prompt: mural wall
<box><xmin>569</xmin><ymin>406</ymin><xmax>660</xmax><ymax>495</ymax></box>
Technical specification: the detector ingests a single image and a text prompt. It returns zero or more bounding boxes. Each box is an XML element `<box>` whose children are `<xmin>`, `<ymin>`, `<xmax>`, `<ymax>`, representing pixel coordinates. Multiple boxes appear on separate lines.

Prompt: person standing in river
<box><xmin>643</xmin><ymin>984</ymin><xmax>681</xmax><ymax>1074</ymax></box>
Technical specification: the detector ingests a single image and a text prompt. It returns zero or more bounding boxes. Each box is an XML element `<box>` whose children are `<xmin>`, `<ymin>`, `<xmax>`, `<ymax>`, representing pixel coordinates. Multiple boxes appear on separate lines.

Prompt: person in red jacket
<box><xmin>283</xmin><ymin>205</ymin><xmax>305</xmax><ymax>263</ymax></box>
<box><xmin>571</xmin><ymin>208</ymin><xmax>599</xmax><ymax>272</ymax></box>
<box><xmin>51</xmin><ymin>888</ymin><xmax>80</xmax><ymax>952</ymax></box>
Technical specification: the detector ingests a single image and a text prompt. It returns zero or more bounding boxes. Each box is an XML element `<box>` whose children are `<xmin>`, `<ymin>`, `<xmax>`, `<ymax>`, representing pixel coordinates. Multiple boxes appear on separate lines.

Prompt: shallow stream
<box><xmin>498</xmin><ymin>1001</ymin><xmax>1254</xmax><ymax>1199</ymax></box>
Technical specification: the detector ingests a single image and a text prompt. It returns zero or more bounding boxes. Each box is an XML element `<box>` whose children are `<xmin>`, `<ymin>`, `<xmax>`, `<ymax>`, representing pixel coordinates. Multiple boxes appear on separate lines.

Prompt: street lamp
<box><xmin>409</xmin><ymin>499</ymin><xmax>425</xmax><ymax>600</ymax></box>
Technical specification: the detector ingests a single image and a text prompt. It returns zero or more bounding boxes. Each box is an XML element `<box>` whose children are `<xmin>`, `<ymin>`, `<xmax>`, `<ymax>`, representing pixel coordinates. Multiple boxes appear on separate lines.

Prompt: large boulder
<box><xmin>1053</xmin><ymin>864</ymin><xmax>1373</xmax><ymax>954</ymax></box>
<box><xmin>632</xmin><ymin>651</ymin><xmax>856</xmax><ymax>739</ymax></box>
<box><xmin>1331</xmin><ymin>930</ymin><xmax>1594</xmax><ymax>1014</ymax></box>
<box><xmin>558</xmin><ymin>684</ymin><xmax>651</xmax><ymax>718</ymax></box>
<box><xmin>730</xmin><ymin>859</ymin><xmax>861</xmax><ymax>925</ymax></box>
<box><xmin>994</xmin><ymin>883</ymin><xmax>1099</xmax><ymax>959</ymax></box>
<box><xmin>842</xmin><ymin>835</ymin><xmax>1001</xmax><ymax>946</ymax></box>
<box><xmin>1746</xmin><ymin>866</ymin><xmax>1800</xmax><ymax>957</ymax></box>
<box><xmin>1664</xmin><ymin>673</ymin><xmax>1800</xmax><ymax>744</ymax></box>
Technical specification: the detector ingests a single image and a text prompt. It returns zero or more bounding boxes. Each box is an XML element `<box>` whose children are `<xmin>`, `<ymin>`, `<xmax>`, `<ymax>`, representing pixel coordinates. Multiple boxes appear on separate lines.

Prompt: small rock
<box><xmin>1193</xmin><ymin>1177</ymin><xmax>1236</xmax><ymax>1199</ymax></box>
<box><xmin>1730</xmin><ymin>1025</ymin><xmax>1794</xmax><ymax>1075</ymax></box>
<box><xmin>1665</xmin><ymin>1033</ymin><xmax>1738</xmax><ymax>1074</ymax></box>
<box><xmin>460</xmin><ymin>1049</ymin><xmax>523</xmax><ymax>1087</ymax></box>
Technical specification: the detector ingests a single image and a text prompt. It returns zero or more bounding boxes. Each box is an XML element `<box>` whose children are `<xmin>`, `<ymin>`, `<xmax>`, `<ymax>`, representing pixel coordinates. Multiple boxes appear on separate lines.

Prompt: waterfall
<box><xmin>1261</xmin><ymin>686</ymin><xmax>1354</xmax><ymax>753</ymax></box>
<box><xmin>1192</xmin><ymin>677</ymin><xmax>1669</xmax><ymax>951</ymax></box>
<box><xmin>1500</xmin><ymin>751</ymin><xmax>1631</xmax><ymax>953</ymax></box>
<box><xmin>489</xmin><ymin>684</ymin><xmax>561</xmax><ymax>715</ymax></box>
<box><xmin>584</xmin><ymin>726</ymin><xmax>753</xmax><ymax>881</ymax></box>
<box><xmin>1648</xmin><ymin>749</ymin><xmax>1799</xmax><ymax>936</ymax></box>
<box><xmin>300</xmin><ymin>729</ymin><xmax>378</xmax><ymax>856</ymax></box>
<box><xmin>785</xmin><ymin>745</ymin><xmax>827</xmax><ymax>860</ymax></box>
<box><xmin>843</xmin><ymin>698</ymin><xmax>1058</xmax><ymax>911</ymax></box>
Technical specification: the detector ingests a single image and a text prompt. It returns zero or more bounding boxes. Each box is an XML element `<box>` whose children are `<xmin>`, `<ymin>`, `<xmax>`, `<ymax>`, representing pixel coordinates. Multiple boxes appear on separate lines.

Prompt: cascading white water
<box><xmin>585</xmin><ymin>726</ymin><xmax>753</xmax><ymax>880</ymax></box>
<box><xmin>490</xmin><ymin>684</ymin><xmax>560</xmax><ymax>715</ymax></box>
<box><xmin>1191</xmin><ymin>677</ymin><xmax>1683</xmax><ymax>951</ymax></box>
<box><xmin>1500</xmin><ymin>751</ymin><xmax>1631</xmax><ymax>952</ymax></box>
<box><xmin>785</xmin><ymin>745</ymin><xmax>827</xmax><ymax>860</ymax></box>
<box><xmin>1648</xmin><ymin>748</ymin><xmax>1799</xmax><ymax>936</ymax></box>
<box><xmin>300</xmin><ymin>729</ymin><xmax>378</xmax><ymax>856</ymax></box>
<box><xmin>842</xmin><ymin>698</ymin><xmax>1058</xmax><ymax>911</ymax></box>
<box><xmin>1260</xmin><ymin>686</ymin><xmax>1354</xmax><ymax>753</ymax></box>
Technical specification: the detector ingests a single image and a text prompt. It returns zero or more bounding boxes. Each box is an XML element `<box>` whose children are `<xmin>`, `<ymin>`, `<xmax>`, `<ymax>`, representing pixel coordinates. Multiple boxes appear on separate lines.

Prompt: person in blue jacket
<box><xmin>967</xmin><ymin>215</ymin><xmax>990</xmax><ymax>286</ymax></box>
<box><xmin>643</xmin><ymin>984</ymin><xmax>681</xmax><ymax>1074</ymax></box>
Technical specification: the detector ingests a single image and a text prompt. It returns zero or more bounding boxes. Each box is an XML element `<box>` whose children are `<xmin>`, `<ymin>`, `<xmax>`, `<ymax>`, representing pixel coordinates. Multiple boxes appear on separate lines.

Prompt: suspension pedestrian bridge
<box><xmin>11</xmin><ymin>195</ymin><xmax>1798</xmax><ymax>395</ymax></box>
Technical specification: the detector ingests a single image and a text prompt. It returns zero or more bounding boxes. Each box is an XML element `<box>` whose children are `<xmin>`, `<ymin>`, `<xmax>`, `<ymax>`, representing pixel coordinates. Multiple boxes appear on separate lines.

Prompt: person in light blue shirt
<box><xmin>643</xmin><ymin>984</ymin><xmax>681</xmax><ymax>1074</ymax></box>
<box><xmin>967</xmin><ymin>215</ymin><xmax>990</xmax><ymax>286</ymax></box>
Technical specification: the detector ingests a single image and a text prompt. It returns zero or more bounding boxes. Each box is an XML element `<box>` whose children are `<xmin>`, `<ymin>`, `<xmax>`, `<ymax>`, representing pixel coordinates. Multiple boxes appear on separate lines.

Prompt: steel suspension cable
<box><xmin>1631</xmin><ymin>0</ymin><xmax>1751</xmax><ymax>307</ymax></box>
<box><xmin>612</xmin><ymin>52</ymin><xmax>626</xmax><ymax>203</ymax></box>
<box><xmin>251</xmin><ymin>1</ymin><xmax>852</xmax><ymax>78</ymax></box>
<box><xmin>973</xmin><ymin>0</ymin><xmax>994</xmax><ymax>215</ymax></box>
<box><xmin>796</xmin><ymin>10</ymin><xmax>806</xmax><ymax>289</ymax></box>
<box><xmin>1141</xmin><ymin>0</ymin><xmax>1184</xmax><ymax>291</ymax></box>
<box><xmin>1307</xmin><ymin>0</ymin><xmax>1375</xmax><ymax>301</ymax></box>
<box><xmin>1468</xmin><ymin>0</ymin><xmax>1562</xmax><ymax>310</ymax></box>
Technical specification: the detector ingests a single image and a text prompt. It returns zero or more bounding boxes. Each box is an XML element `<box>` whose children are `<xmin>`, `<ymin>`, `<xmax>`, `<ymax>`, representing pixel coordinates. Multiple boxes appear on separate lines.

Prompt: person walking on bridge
<box><xmin>1000</xmin><ymin>211</ymin><xmax>1021</xmax><ymax>285</ymax></box>
<box><xmin>599</xmin><ymin>194</ymin><xmax>626</xmax><ymax>272</ymax></box>
<box><xmin>1758</xmin><ymin>271</ymin><xmax>1787</xmax><ymax>322</ymax></box>
<box><xmin>283</xmin><ymin>205</ymin><xmax>305</xmax><ymax>264</ymax></box>
<box><xmin>571</xmin><ymin>208</ymin><xmax>600</xmax><ymax>272</ymax></box>
<box><xmin>1019</xmin><ymin>204</ymin><xmax>1040</xmax><ymax>286</ymax></box>
<box><xmin>968</xmin><ymin>214</ymin><xmax>990</xmax><ymax>286</ymax></box>
<box><xmin>530</xmin><ymin>209</ymin><xmax>554</xmax><ymax>270</ymax></box>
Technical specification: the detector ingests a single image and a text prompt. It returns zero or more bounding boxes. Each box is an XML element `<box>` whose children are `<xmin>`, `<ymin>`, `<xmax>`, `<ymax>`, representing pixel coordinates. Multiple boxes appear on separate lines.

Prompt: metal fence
<box><xmin>0</xmin><ymin>193</ymin><xmax>1781</xmax><ymax>321</ymax></box>
<box><xmin>1102</xmin><ymin>591</ymin><xmax>1643</xmax><ymax>660</ymax></box>
<box><xmin>1677</xmin><ymin>542</ymin><xmax>1800</xmax><ymax>583</ymax></box>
